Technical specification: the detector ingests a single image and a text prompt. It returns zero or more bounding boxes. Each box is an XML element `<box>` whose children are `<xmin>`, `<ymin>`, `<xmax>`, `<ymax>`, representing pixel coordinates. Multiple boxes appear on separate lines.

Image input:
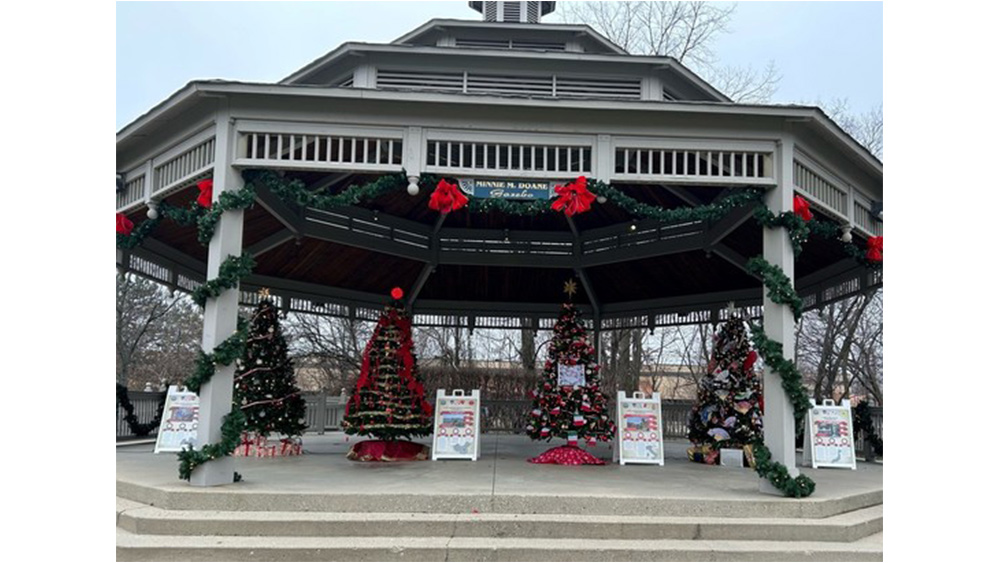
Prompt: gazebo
<box><xmin>116</xmin><ymin>1</ymin><xmax>882</xmax><ymax>491</ymax></box>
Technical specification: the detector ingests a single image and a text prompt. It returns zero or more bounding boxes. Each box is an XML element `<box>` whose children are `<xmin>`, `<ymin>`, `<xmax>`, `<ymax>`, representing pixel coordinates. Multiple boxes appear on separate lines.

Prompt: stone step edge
<box><xmin>116</xmin><ymin>528</ymin><xmax>884</xmax><ymax>555</ymax></box>
<box><xmin>117</xmin><ymin>499</ymin><xmax>881</xmax><ymax>543</ymax></box>
<box><xmin>116</xmin><ymin>479</ymin><xmax>883</xmax><ymax>520</ymax></box>
<box><xmin>118</xmin><ymin>499</ymin><xmax>882</xmax><ymax>528</ymax></box>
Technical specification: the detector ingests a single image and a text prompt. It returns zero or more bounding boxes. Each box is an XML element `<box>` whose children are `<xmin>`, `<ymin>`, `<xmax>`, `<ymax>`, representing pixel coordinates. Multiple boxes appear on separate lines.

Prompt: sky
<box><xmin>116</xmin><ymin>1</ymin><xmax>882</xmax><ymax>130</ymax></box>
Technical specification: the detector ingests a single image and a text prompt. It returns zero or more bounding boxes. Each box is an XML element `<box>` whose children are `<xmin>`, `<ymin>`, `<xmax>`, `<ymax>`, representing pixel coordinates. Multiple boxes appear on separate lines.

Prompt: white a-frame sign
<box><xmin>615</xmin><ymin>391</ymin><xmax>665</xmax><ymax>466</ymax></box>
<box><xmin>431</xmin><ymin>389</ymin><xmax>481</xmax><ymax>461</ymax></box>
<box><xmin>804</xmin><ymin>399</ymin><xmax>857</xmax><ymax>470</ymax></box>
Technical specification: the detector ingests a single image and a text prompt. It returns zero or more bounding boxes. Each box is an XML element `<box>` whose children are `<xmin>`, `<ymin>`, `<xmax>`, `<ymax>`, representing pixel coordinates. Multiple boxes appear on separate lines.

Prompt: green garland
<box><xmin>196</xmin><ymin>184</ymin><xmax>258</xmax><ymax>245</ymax></box>
<box><xmin>116</xmin><ymin>384</ymin><xmax>166</xmax><ymax>437</ymax></box>
<box><xmin>853</xmin><ymin>400</ymin><xmax>883</xmax><ymax>458</ymax></box>
<box><xmin>184</xmin><ymin>318</ymin><xmax>250</xmax><ymax>394</ymax></box>
<box><xmin>754</xmin><ymin>208</ymin><xmax>810</xmax><ymax>256</ymax></box>
<box><xmin>177</xmin><ymin>409</ymin><xmax>247</xmax><ymax>481</ymax></box>
<box><xmin>745</xmin><ymin>323</ymin><xmax>817</xmax><ymax>497</ymax></box>
<box><xmin>747</xmin><ymin>323</ymin><xmax>813</xmax><ymax>422</ymax></box>
<box><xmin>746</xmin><ymin>256</ymin><xmax>804</xmax><ymax>322</ymax></box>
<box><xmin>751</xmin><ymin>442</ymin><xmax>816</xmax><ymax>498</ymax></box>
<box><xmin>242</xmin><ymin>169</ymin><xmax>424</xmax><ymax>209</ymax></box>
<box><xmin>191</xmin><ymin>253</ymin><xmax>256</xmax><ymax>308</ymax></box>
<box><xmin>115</xmin><ymin>181</ymin><xmax>256</xmax><ymax>250</ymax></box>
<box><xmin>590</xmin><ymin>180</ymin><xmax>765</xmax><ymax>223</ymax></box>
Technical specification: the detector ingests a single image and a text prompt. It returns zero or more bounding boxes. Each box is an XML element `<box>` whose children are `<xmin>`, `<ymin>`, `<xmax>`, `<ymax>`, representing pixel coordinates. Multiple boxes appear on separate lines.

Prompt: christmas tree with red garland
<box><xmin>342</xmin><ymin>288</ymin><xmax>433</xmax><ymax>460</ymax></box>
<box><xmin>526</xmin><ymin>280</ymin><xmax>615</xmax><ymax>465</ymax></box>
<box><xmin>233</xmin><ymin>292</ymin><xmax>307</xmax><ymax>453</ymax></box>
<box><xmin>687</xmin><ymin>316</ymin><xmax>764</xmax><ymax>465</ymax></box>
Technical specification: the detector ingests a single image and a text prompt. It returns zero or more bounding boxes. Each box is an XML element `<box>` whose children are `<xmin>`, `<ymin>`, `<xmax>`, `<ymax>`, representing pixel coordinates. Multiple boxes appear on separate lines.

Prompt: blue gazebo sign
<box><xmin>458</xmin><ymin>178</ymin><xmax>556</xmax><ymax>200</ymax></box>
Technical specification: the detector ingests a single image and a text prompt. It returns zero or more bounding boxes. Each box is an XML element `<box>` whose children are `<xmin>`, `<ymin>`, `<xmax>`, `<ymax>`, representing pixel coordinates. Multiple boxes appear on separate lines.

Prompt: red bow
<box><xmin>551</xmin><ymin>176</ymin><xmax>595</xmax><ymax>217</ymax></box>
<box><xmin>196</xmin><ymin>179</ymin><xmax>214</xmax><ymax>208</ymax></box>
<box><xmin>428</xmin><ymin>179</ymin><xmax>468</xmax><ymax>214</ymax></box>
<box><xmin>793</xmin><ymin>195</ymin><xmax>813</xmax><ymax>222</ymax></box>
<box><xmin>866</xmin><ymin>236</ymin><xmax>883</xmax><ymax>262</ymax></box>
<box><xmin>116</xmin><ymin>212</ymin><xmax>134</xmax><ymax>235</ymax></box>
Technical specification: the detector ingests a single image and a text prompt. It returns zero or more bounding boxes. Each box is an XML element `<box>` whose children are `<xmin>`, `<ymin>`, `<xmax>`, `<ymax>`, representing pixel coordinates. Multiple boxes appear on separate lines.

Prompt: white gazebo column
<box><xmin>192</xmin><ymin>103</ymin><xmax>245</xmax><ymax>487</ymax></box>
<box><xmin>760</xmin><ymin>136</ymin><xmax>799</xmax><ymax>493</ymax></box>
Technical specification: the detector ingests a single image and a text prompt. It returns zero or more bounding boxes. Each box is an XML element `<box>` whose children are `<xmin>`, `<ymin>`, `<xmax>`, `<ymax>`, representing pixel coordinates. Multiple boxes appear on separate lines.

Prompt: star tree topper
<box><xmin>563</xmin><ymin>279</ymin><xmax>578</xmax><ymax>300</ymax></box>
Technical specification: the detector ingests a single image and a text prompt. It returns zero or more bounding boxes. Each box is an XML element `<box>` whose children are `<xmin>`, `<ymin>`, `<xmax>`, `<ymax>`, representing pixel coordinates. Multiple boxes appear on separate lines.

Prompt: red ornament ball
<box><xmin>391</xmin><ymin>287</ymin><xmax>404</xmax><ymax>300</ymax></box>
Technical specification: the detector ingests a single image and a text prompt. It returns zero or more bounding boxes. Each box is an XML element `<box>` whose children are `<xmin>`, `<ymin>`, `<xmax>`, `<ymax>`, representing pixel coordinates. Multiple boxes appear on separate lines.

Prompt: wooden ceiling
<box><xmin>128</xmin><ymin>174</ymin><xmax>864</xmax><ymax>308</ymax></box>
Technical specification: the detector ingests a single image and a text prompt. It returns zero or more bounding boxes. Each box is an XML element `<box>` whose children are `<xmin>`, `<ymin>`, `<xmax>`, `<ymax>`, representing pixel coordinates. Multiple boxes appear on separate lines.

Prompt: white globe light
<box><xmin>597</xmin><ymin>195</ymin><xmax>607</xmax><ymax>204</ymax></box>
<box><xmin>407</xmin><ymin>182</ymin><xmax>419</xmax><ymax>196</ymax></box>
<box><xmin>146</xmin><ymin>207</ymin><xmax>159</xmax><ymax>220</ymax></box>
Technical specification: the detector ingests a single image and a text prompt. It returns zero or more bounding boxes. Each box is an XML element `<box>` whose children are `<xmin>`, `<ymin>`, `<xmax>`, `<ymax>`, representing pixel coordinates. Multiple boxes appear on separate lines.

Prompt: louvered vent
<box><xmin>377</xmin><ymin>69</ymin><xmax>464</xmax><ymax>93</ymax></box>
<box><xmin>376</xmin><ymin>69</ymin><xmax>641</xmax><ymax>100</ymax></box>
<box><xmin>467</xmin><ymin>72</ymin><xmax>552</xmax><ymax>96</ymax></box>
<box><xmin>455</xmin><ymin>38</ymin><xmax>566</xmax><ymax>51</ymax></box>
<box><xmin>557</xmin><ymin>77</ymin><xmax>642</xmax><ymax>99</ymax></box>
<box><xmin>527</xmin><ymin>1</ymin><xmax>540</xmax><ymax>21</ymax></box>
<box><xmin>485</xmin><ymin>2</ymin><xmax>497</xmax><ymax>21</ymax></box>
<box><xmin>503</xmin><ymin>1</ymin><xmax>521</xmax><ymax>22</ymax></box>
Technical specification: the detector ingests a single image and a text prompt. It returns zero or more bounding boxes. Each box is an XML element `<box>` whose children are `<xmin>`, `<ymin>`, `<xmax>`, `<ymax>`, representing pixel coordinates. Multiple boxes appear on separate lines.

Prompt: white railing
<box><xmin>613</xmin><ymin>147</ymin><xmax>771</xmax><ymax>183</ymax></box>
<box><xmin>117</xmin><ymin>174</ymin><xmax>146</xmax><ymax>210</ymax></box>
<box><xmin>853</xmin><ymin>193</ymin><xmax>883</xmax><ymax>236</ymax></box>
<box><xmin>241</xmin><ymin>132</ymin><xmax>404</xmax><ymax>170</ymax></box>
<box><xmin>794</xmin><ymin>160</ymin><xmax>849</xmax><ymax>217</ymax></box>
<box><xmin>426</xmin><ymin>140</ymin><xmax>593</xmax><ymax>175</ymax></box>
<box><xmin>153</xmin><ymin>137</ymin><xmax>215</xmax><ymax>196</ymax></box>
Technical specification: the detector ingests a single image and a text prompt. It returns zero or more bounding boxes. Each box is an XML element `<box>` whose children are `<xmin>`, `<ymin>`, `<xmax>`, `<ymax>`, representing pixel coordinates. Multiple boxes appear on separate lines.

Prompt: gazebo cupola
<box><xmin>469</xmin><ymin>1</ymin><xmax>557</xmax><ymax>23</ymax></box>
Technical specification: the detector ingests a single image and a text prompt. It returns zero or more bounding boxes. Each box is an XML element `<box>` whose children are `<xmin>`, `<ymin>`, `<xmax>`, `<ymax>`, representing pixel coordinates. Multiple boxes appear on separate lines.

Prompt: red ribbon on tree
<box><xmin>196</xmin><ymin>179</ymin><xmax>214</xmax><ymax>208</ymax></box>
<box><xmin>793</xmin><ymin>195</ymin><xmax>813</xmax><ymax>222</ymax></box>
<box><xmin>428</xmin><ymin>179</ymin><xmax>468</xmax><ymax>214</ymax></box>
<box><xmin>116</xmin><ymin>212</ymin><xmax>134</xmax><ymax>235</ymax></box>
<box><xmin>866</xmin><ymin>236</ymin><xmax>883</xmax><ymax>262</ymax></box>
<box><xmin>551</xmin><ymin>176</ymin><xmax>596</xmax><ymax>217</ymax></box>
<box><xmin>743</xmin><ymin>350</ymin><xmax>758</xmax><ymax>373</ymax></box>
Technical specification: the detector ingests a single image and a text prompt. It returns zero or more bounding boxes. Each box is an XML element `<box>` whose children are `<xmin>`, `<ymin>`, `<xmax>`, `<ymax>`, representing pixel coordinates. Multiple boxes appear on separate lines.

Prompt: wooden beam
<box><xmin>246</xmin><ymin>229</ymin><xmax>296</xmax><ymax>258</ymax></box>
<box><xmin>255</xmin><ymin>185</ymin><xmax>304</xmax><ymax>236</ymax></box>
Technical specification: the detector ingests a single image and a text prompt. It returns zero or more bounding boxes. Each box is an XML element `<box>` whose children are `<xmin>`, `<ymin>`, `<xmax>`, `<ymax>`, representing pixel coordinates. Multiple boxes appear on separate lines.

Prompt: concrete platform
<box><xmin>118</xmin><ymin>433</ymin><xmax>880</xmax><ymax>516</ymax></box>
<box><xmin>116</xmin><ymin>433</ymin><xmax>882</xmax><ymax>561</ymax></box>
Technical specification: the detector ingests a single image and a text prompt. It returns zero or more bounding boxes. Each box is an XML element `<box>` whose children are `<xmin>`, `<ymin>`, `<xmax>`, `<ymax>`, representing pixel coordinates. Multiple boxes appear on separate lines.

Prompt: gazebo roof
<box><xmin>116</xmin><ymin>13</ymin><xmax>881</xmax><ymax>330</ymax></box>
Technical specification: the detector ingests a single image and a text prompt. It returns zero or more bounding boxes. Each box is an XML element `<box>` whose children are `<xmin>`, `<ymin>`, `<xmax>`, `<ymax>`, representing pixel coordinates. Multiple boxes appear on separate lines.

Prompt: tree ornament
<box><xmin>196</xmin><ymin>179</ymin><xmax>214</xmax><ymax>208</ymax></box>
<box><xmin>391</xmin><ymin>287</ymin><xmax>404</xmax><ymax>300</ymax></box>
<box><xmin>116</xmin><ymin>212</ymin><xmax>134</xmax><ymax>235</ymax></box>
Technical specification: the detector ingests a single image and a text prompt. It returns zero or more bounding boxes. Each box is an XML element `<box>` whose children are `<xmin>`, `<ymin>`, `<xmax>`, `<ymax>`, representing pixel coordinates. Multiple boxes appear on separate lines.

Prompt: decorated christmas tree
<box><xmin>687</xmin><ymin>316</ymin><xmax>763</xmax><ymax>465</ymax></box>
<box><xmin>342</xmin><ymin>287</ymin><xmax>434</xmax><ymax>461</ymax></box>
<box><xmin>233</xmin><ymin>291</ymin><xmax>307</xmax><ymax>456</ymax></box>
<box><xmin>526</xmin><ymin>280</ymin><xmax>615</xmax><ymax>465</ymax></box>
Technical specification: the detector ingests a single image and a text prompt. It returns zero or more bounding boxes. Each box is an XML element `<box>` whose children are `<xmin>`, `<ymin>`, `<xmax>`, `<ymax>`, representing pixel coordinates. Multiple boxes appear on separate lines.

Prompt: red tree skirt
<box><xmin>528</xmin><ymin>445</ymin><xmax>606</xmax><ymax>466</ymax></box>
<box><xmin>347</xmin><ymin>440</ymin><xmax>429</xmax><ymax>462</ymax></box>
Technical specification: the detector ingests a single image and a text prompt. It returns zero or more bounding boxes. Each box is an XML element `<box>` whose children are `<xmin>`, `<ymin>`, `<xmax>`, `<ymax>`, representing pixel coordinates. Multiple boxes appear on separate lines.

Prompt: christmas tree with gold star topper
<box><xmin>526</xmin><ymin>279</ymin><xmax>615</xmax><ymax>465</ymax></box>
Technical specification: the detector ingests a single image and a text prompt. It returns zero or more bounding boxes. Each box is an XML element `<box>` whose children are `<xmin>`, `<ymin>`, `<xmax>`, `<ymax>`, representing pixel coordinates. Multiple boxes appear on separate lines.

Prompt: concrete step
<box><xmin>116</xmin><ymin>478</ymin><xmax>883</xmax><ymax>519</ymax></box>
<box><xmin>117</xmin><ymin>497</ymin><xmax>881</xmax><ymax>543</ymax></box>
<box><xmin>115</xmin><ymin>527</ymin><xmax>883</xmax><ymax>561</ymax></box>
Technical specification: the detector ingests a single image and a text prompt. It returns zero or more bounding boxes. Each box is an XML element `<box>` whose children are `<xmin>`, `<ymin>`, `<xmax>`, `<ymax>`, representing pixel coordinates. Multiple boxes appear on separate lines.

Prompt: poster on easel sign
<box><xmin>805</xmin><ymin>399</ymin><xmax>857</xmax><ymax>470</ymax></box>
<box><xmin>153</xmin><ymin>386</ymin><xmax>200</xmax><ymax>453</ymax></box>
<box><xmin>615</xmin><ymin>391</ymin><xmax>664</xmax><ymax>466</ymax></box>
<box><xmin>431</xmin><ymin>389</ymin><xmax>480</xmax><ymax>461</ymax></box>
